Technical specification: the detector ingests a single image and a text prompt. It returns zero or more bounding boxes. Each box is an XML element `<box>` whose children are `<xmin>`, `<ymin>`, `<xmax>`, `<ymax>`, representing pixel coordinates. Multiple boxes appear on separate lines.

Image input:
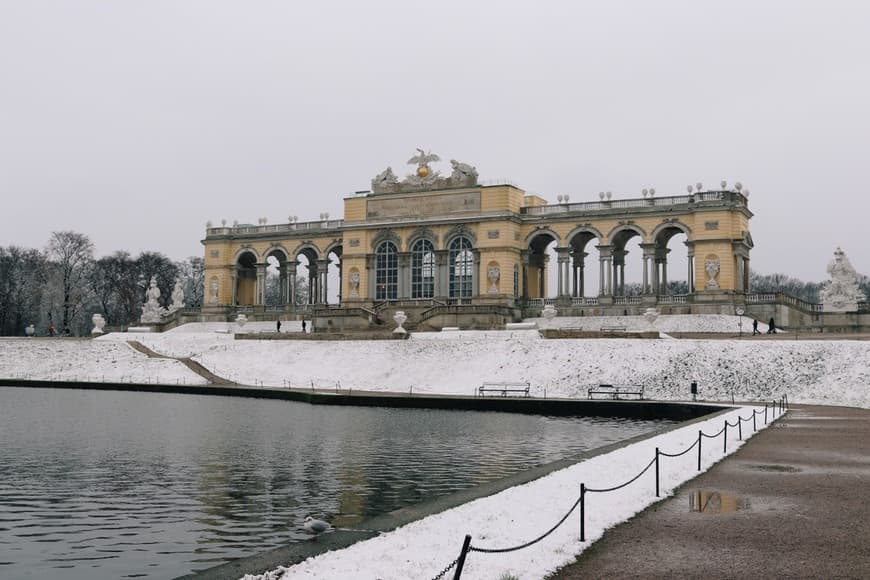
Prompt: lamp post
<box><xmin>736</xmin><ymin>306</ymin><xmax>745</xmax><ymax>338</ymax></box>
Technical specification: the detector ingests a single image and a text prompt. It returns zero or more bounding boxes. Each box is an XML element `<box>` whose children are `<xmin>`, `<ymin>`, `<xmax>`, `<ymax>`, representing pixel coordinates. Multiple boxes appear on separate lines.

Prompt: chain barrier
<box><xmin>430</xmin><ymin>556</ymin><xmax>459</xmax><ymax>580</ymax></box>
<box><xmin>443</xmin><ymin>397</ymin><xmax>787</xmax><ymax>578</ymax></box>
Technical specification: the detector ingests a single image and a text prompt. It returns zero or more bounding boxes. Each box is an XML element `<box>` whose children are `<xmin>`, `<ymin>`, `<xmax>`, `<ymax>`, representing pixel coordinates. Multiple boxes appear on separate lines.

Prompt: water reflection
<box><xmin>0</xmin><ymin>387</ymin><xmax>671</xmax><ymax>578</ymax></box>
<box><xmin>689</xmin><ymin>490</ymin><xmax>749</xmax><ymax>514</ymax></box>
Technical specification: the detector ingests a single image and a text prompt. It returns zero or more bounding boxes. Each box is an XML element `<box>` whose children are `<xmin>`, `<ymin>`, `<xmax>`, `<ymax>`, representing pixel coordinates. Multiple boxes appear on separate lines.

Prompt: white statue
<box><xmin>349</xmin><ymin>271</ymin><xmax>360</xmax><ymax>298</ymax></box>
<box><xmin>450</xmin><ymin>159</ymin><xmax>479</xmax><ymax>185</ymax></box>
<box><xmin>487</xmin><ymin>266</ymin><xmax>500</xmax><ymax>293</ymax></box>
<box><xmin>371</xmin><ymin>167</ymin><xmax>398</xmax><ymax>192</ymax></box>
<box><xmin>140</xmin><ymin>276</ymin><xmax>167</xmax><ymax>323</ymax></box>
<box><xmin>821</xmin><ymin>247</ymin><xmax>866</xmax><ymax>312</ymax></box>
<box><xmin>643</xmin><ymin>307</ymin><xmax>659</xmax><ymax>332</ymax></box>
<box><xmin>705</xmin><ymin>258</ymin><xmax>720</xmax><ymax>290</ymax></box>
<box><xmin>209</xmin><ymin>279</ymin><xmax>219</xmax><ymax>304</ymax></box>
<box><xmin>25</xmin><ymin>324</ymin><xmax>35</xmax><ymax>337</ymax></box>
<box><xmin>404</xmin><ymin>148</ymin><xmax>442</xmax><ymax>184</ymax></box>
<box><xmin>168</xmin><ymin>280</ymin><xmax>185</xmax><ymax>312</ymax></box>
<box><xmin>91</xmin><ymin>313</ymin><xmax>106</xmax><ymax>335</ymax></box>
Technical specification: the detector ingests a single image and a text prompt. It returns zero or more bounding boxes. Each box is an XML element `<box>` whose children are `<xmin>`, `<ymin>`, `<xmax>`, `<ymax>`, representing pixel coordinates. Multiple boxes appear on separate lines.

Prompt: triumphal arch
<box><xmin>201</xmin><ymin>150</ymin><xmax>753</xmax><ymax>328</ymax></box>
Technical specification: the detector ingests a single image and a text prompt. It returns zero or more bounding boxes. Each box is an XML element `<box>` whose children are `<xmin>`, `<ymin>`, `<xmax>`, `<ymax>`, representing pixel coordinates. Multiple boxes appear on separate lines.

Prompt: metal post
<box><xmin>697</xmin><ymin>431</ymin><xmax>702</xmax><ymax>471</ymax></box>
<box><xmin>753</xmin><ymin>411</ymin><xmax>757</xmax><ymax>431</ymax></box>
<box><xmin>738</xmin><ymin>417</ymin><xmax>743</xmax><ymax>440</ymax></box>
<box><xmin>580</xmin><ymin>483</ymin><xmax>586</xmax><ymax>541</ymax></box>
<box><xmin>723</xmin><ymin>421</ymin><xmax>728</xmax><ymax>453</ymax></box>
<box><xmin>655</xmin><ymin>448</ymin><xmax>660</xmax><ymax>497</ymax></box>
<box><xmin>764</xmin><ymin>404</ymin><xmax>768</xmax><ymax>424</ymax></box>
<box><xmin>453</xmin><ymin>534</ymin><xmax>472</xmax><ymax>580</ymax></box>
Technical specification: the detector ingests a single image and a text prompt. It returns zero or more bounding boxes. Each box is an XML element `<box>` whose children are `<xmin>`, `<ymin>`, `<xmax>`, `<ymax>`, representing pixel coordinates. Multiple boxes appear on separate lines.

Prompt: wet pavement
<box><xmin>551</xmin><ymin>404</ymin><xmax>870</xmax><ymax>579</ymax></box>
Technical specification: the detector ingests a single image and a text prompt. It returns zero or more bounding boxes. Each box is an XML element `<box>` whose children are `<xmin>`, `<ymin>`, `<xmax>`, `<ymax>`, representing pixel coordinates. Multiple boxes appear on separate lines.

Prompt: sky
<box><xmin>2</xmin><ymin>0</ymin><xmax>869</xmax><ymax>282</ymax></box>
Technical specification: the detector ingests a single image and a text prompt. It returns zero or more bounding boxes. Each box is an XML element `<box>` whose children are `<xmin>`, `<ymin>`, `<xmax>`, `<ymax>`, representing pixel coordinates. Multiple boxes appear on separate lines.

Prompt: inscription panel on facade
<box><xmin>366</xmin><ymin>191</ymin><xmax>481</xmax><ymax>219</ymax></box>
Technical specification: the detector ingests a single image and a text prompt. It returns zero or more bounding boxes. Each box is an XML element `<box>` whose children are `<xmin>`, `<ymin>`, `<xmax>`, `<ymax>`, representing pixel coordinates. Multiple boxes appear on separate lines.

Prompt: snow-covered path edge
<box><xmin>243</xmin><ymin>404</ymin><xmax>778</xmax><ymax>580</ymax></box>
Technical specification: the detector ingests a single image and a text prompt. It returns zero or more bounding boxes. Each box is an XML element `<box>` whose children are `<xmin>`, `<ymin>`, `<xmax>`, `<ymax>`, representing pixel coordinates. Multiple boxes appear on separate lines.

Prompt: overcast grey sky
<box><xmin>2</xmin><ymin>0</ymin><xmax>868</xmax><ymax>281</ymax></box>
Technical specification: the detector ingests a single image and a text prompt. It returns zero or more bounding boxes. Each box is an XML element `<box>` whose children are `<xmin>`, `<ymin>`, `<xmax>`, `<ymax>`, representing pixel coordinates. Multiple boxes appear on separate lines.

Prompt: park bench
<box><xmin>587</xmin><ymin>383</ymin><xmax>645</xmax><ymax>400</ymax></box>
<box><xmin>478</xmin><ymin>382</ymin><xmax>531</xmax><ymax>398</ymax></box>
<box><xmin>600</xmin><ymin>325</ymin><xmax>627</xmax><ymax>332</ymax></box>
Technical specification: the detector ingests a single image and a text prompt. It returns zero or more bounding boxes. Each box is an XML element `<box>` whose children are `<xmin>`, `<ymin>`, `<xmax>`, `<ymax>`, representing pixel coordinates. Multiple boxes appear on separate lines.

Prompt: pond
<box><xmin>0</xmin><ymin>387</ymin><xmax>673</xmax><ymax>579</ymax></box>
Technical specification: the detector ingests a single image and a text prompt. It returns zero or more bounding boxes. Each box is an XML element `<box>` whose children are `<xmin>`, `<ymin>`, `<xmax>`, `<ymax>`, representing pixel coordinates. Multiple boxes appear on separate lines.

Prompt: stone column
<box><xmin>743</xmin><ymin>257</ymin><xmax>750</xmax><ymax>292</ymax></box>
<box><xmin>520</xmin><ymin>250</ymin><xmax>530</xmax><ymax>300</ymax></box>
<box><xmin>434</xmin><ymin>250</ymin><xmax>448</xmax><ymax>300</ymax></box>
<box><xmin>366</xmin><ymin>255</ymin><xmax>376</xmax><ymax>301</ymax></box>
<box><xmin>255</xmin><ymin>263</ymin><xmax>267</xmax><ymax>305</ymax></box>
<box><xmin>556</xmin><ymin>247</ymin><xmax>570</xmax><ymax>297</ymax></box>
<box><xmin>288</xmin><ymin>262</ymin><xmax>297</xmax><ymax>306</ymax></box>
<box><xmin>472</xmin><ymin>251</ymin><xmax>481</xmax><ymax>297</ymax></box>
<box><xmin>398</xmin><ymin>253</ymin><xmax>410</xmax><ymax>299</ymax></box>
<box><xmin>317</xmin><ymin>259</ymin><xmax>330</xmax><ymax>303</ymax></box>
<box><xmin>597</xmin><ymin>245</ymin><xmax>612</xmax><ymax>296</ymax></box>
<box><xmin>231</xmin><ymin>270</ymin><xmax>238</xmax><ymax>306</ymax></box>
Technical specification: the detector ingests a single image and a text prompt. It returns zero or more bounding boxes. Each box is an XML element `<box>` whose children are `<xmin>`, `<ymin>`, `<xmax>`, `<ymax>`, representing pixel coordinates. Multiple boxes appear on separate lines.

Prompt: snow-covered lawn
<box><xmin>0</xmin><ymin>337</ymin><xmax>207</xmax><ymax>385</ymax></box>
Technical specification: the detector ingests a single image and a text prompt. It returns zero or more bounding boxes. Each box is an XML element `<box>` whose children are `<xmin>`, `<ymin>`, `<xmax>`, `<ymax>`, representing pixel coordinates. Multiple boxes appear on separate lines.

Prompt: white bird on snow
<box><xmin>303</xmin><ymin>516</ymin><xmax>331</xmax><ymax>536</ymax></box>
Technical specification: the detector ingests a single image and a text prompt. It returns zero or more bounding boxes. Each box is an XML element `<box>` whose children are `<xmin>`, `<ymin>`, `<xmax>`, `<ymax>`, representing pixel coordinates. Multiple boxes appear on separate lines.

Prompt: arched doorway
<box><xmin>568</xmin><ymin>229</ymin><xmax>602</xmax><ymax>299</ymax></box>
<box><xmin>234</xmin><ymin>251</ymin><xmax>257</xmax><ymax>306</ymax></box>
<box><xmin>653</xmin><ymin>225</ymin><xmax>691</xmax><ymax>295</ymax></box>
<box><xmin>526</xmin><ymin>231</ymin><xmax>560</xmax><ymax>300</ymax></box>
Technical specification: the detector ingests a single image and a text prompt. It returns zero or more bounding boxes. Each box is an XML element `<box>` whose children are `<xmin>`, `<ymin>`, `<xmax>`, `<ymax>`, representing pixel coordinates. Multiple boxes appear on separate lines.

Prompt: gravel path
<box><xmin>551</xmin><ymin>404</ymin><xmax>870</xmax><ymax>579</ymax></box>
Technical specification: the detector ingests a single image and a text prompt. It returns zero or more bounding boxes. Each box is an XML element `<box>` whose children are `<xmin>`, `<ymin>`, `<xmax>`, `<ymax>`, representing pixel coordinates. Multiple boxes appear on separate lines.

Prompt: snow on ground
<box><xmin>530</xmin><ymin>313</ymin><xmax>772</xmax><ymax>334</ymax></box>
<box><xmin>0</xmin><ymin>337</ymin><xmax>207</xmax><ymax>385</ymax></box>
<box><xmin>242</xmin><ymin>405</ymin><xmax>775</xmax><ymax>580</ymax></box>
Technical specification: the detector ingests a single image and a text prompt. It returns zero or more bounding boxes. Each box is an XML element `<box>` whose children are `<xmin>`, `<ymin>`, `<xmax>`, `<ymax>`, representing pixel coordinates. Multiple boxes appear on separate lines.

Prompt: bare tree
<box><xmin>46</xmin><ymin>231</ymin><xmax>94</xmax><ymax>334</ymax></box>
<box><xmin>0</xmin><ymin>246</ymin><xmax>48</xmax><ymax>335</ymax></box>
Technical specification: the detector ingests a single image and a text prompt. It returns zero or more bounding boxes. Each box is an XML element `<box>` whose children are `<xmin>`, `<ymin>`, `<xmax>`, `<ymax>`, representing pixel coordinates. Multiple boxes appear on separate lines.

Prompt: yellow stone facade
<box><xmin>201</xmin><ymin>168</ymin><xmax>753</xmax><ymax>312</ymax></box>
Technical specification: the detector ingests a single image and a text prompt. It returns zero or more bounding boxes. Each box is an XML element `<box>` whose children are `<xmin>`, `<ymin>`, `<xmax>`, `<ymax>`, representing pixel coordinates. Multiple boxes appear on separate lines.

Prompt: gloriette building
<box><xmin>200</xmin><ymin>150</ymin><xmax>755</xmax><ymax>330</ymax></box>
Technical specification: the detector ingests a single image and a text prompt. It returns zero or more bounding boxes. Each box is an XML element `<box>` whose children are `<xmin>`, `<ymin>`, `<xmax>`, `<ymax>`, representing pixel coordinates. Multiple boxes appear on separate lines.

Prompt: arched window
<box><xmin>375</xmin><ymin>241</ymin><xmax>398</xmax><ymax>300</ymax></box>
<box><xmin>449</xmin><ymin>236</ymin><xmax>473</xmax><ymax>298</ymax></box>
<box><xmin>411</xmin><ymin>239</ymin><xmax>435</xmax><ymax>299</ymax></box>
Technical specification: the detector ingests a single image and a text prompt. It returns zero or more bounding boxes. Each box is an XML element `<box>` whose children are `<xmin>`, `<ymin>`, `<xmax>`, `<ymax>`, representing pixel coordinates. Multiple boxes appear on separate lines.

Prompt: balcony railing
<box><xmin>520</xmin><ymin>190</ymin><xmax>746</xmax><ymax>216</ymax></box>
<box><xmin>206</xmin><ymin>220</ymin><xmax>344</xmax><ymax>237</ymax></box>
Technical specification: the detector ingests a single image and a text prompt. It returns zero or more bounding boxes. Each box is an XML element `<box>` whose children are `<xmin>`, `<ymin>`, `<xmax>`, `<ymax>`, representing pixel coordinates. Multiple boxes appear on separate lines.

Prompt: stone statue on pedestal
<box><xmin>140</xmin><ymin>276</ymin><xmax>167</xmax><ymax>323</ymax></box>
<box><xmin>821</xmin><ymin>247</ymin><xmax>866</xmax><ymax>312</ymax></box>
<box><xmin>168</xmin><ymin>280</ymin><xmax>185</xmax><ymax>312</ymax></box>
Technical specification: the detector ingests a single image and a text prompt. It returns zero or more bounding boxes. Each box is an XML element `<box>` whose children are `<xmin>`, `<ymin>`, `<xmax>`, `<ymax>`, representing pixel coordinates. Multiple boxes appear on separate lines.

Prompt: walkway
<box><xmin>552</xmin><ymin>404</ymin><xmax>870</xmax><ymax>579</ymax></box>
<box><xmin>126</xmin><ymin>340</ymin><xmax>238</xmax><ymax>385</ymax></box>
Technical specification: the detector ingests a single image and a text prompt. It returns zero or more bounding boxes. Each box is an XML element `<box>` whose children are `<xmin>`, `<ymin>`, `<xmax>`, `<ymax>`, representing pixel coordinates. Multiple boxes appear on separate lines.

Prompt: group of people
<box><xmin>275</xmin><ymin>319</ymin><xmax>308</xmax><ymax>333</ymax></box>
<box><xmin>751</xmin><ymin>317</ymin><xmax>777</xmax><ymax>335</ymax></box>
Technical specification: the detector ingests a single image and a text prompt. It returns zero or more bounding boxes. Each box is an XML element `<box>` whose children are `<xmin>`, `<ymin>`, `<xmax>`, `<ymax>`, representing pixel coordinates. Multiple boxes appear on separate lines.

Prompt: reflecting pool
<box><xmin>0</xmin><ymin>387</ymin><xmax>672</xmax><ymax>578</ymax></box>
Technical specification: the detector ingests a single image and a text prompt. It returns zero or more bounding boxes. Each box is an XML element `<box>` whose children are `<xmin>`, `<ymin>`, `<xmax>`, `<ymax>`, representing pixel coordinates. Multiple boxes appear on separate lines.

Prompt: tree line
<box><xmin>0</xmin><ymin>231</ymin><xmax>203</xmax><ymax>336</ymax></box>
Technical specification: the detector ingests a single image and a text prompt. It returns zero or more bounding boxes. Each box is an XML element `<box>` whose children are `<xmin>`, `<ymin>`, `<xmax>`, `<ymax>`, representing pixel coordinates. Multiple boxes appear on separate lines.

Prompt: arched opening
<box><xmin>375</xmin><ymin>241</ymin><xmax>398</xmax><ymax>300</ymax></box>
<box><xmin>654</xmin><ymin>226</ymin><xmax>691</xmax><ymax>295</ymax></box>
<box><xmin>264</xmin><ymin>249</ymin><xmax>289</xmax><ymax>306</ymax></box>
<box><xmin>295</xmin><ymin>248</ymin><xmax>318</xmax><ymax>305</ymax></box>
<box><xmin>609</xmin><ymin>228</ymin><xmax>644</xmax><ymax>297</ymax></box>
<box><xmin>411</xmin><ymin>239</ymin><xmax>436</xmax><ymax>299</ymax></box>
<box><xmin>448</xmin><ymin>236</ymin><xmax>473</xmax><ymax>300</ymax></box>
<box><xmin>568</xmin><ymin>231</ymin><xmax>601</xmax><ymax>298</ymax></box>
<box><xmin>235</xmin><ymin>251</ymin><xmax>257</xmax><ymax>306</ymax></box>
<box><xmin>528</xmin><ymin>232</ymin><xmax>558</xmax><ymax>299</ymax></box>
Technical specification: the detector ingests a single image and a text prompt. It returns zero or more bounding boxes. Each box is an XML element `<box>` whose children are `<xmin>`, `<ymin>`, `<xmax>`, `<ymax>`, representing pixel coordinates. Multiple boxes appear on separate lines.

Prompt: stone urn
<box><xmin>541</xmin><ymin>304</ymin><xmax>557</xmax><ymax>328</ymax></box>
<box><xmin>643</xmin><ymin>307</ymin><xmax>659</xmax><ymax>331</ymax></box>
<box><xmin>91</xmin><ymin>313</ymin><xmax>106</xmax><ymax>335</ymax></box>
<box><xmin>25</xmin><ymin>324</ymin><xmax>35</xmax><ymax>337</ymax></box>
<box><xmin>393</xmin><ymin>311</ymin><xmax>408</xmax><ymax>335</ymax></box>
<box><xmin>236</xmin><ymin>314</ymin><xmax>248</xmax><ymax>330</ymax></box>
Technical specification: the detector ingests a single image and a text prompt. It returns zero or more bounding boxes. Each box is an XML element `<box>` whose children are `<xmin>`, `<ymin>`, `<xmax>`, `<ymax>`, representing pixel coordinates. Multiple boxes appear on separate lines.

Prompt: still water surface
<box><xmin>0</xmin><ymin>387</ymin><xmax>672</xmax><ymax>578</ymax></box>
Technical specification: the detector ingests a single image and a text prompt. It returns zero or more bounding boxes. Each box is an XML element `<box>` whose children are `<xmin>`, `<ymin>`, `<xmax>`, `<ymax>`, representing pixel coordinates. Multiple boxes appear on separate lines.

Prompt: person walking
<box><xmin>767</xmin><ymin>317</ymin><xmax>776</xmax><ymax>334</ymax></box>
<box><xmin>752</xmin><ymin>319</ymin><xmax>759</xmax><ymax>336</ymax></box>
<box><xmin>302</xmin><ymin>319</ymin><xmax>307</xmax><ymax>333</ymax></box>
<box><xmin>276</xmin><ymin>319</ymin><xmax>282</xmax><ymax>333</ymax></box>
